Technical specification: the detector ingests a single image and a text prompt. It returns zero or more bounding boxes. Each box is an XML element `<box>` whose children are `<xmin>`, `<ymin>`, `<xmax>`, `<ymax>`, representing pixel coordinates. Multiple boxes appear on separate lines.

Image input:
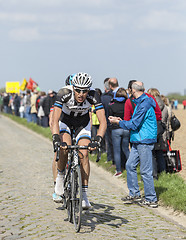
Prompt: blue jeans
<box><xmin>42</xmin><ymin>116</ymin><xmax>49</xmax><ymax>127</ymax></box>
<box><xmin>25</xmin><ymin>106</ymin><xmax>32</xmax><ymax>122</ymax></box>
<box><xmin>31</xmin><ymin>113</ymin><xmax>38</xmax><ymax>124</ymax></box>
<box><xmin>112</xmin><ymin>128</ymin><xmax>130</xmax><ymax>172</ymax></box>
<box><xmin>126</xmin><ymin>143</ymin><xmax>157</xmax><ymax>202</ymax></box>
<box><xmin>91</xmin><ymin>125</ymin><xmax>99</xmax><ymax>140</ymax></box>
<box><xmin>4</xmin><ymin>106</ymin><xmax>9</xmax><ymax>113</ymax></box>
<box><xmin>105</xmin><ymin>127</ymin><xmax>114</xmax><ymax>163</ymax></box>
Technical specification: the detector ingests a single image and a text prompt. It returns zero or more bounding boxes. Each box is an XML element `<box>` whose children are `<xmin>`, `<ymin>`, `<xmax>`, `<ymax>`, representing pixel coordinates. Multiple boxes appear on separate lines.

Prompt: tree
<box><xmin>0</xmin><ymin>87</ymin><xmax>5</xmax><ymax>93</ymax></box>
<box><xmin>166</xmin><ymin>93</ymin><xmax>186</xmax><ymax>103</ymax></box>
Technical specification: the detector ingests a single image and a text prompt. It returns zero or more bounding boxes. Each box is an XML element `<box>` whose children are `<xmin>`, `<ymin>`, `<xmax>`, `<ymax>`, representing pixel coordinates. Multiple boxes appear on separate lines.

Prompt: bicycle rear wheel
<box><xmin>72</xmin><ymin>165</ymin><xmax>82</xmax><ymax>232</ymax></box>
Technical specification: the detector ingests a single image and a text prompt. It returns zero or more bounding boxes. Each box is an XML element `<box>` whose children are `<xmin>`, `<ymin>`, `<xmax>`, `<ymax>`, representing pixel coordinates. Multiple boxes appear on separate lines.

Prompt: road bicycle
<box><xmin>56</xmin><ymin>131</ymin><xmax>101</xmax><ymax>232</ymax></box>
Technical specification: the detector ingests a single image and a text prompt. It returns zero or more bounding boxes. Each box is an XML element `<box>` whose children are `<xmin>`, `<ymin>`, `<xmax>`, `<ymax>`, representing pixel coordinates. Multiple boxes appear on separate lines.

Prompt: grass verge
<box><xmin>89</xmin><ymin>140</ymin><xmax>186</xmax><ymax>214</ymax></box>
<box><xmin>2</xmin><ymin>113</ymin><xmax>186</xmax><ymax>214</ymax></box>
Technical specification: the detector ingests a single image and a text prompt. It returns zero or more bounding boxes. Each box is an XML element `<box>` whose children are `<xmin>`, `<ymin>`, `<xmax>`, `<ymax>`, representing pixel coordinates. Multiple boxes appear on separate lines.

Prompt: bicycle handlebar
<box><xmin>67</xmin><ymin>145</ymin><xmax>88</xmax><ymax>150</ymax></box>
<box><xmin>55</xmin><ymin>144</ymin><xmax>101</xmax><ymax>162</ymax></box>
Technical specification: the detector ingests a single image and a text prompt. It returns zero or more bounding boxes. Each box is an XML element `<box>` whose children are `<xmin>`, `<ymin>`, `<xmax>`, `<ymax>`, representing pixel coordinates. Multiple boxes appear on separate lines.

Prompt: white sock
<box><xmin>82</xmin><ymin>185</ymin><xmax>88</xmax><ymax>199</ymax></box>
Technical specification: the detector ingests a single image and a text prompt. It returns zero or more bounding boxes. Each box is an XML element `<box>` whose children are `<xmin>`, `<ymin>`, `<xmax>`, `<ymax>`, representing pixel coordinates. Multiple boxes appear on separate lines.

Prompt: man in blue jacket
<box><xmin>109</xmin><ymin>81</ymin><xmax>158</xmax><ymax>208</ymax></box>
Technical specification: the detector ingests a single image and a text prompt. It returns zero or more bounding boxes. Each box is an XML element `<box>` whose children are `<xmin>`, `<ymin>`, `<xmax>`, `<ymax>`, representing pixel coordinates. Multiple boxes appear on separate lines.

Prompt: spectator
<box><xmin>37</xmin><ymin>91</ymin><xmax>47</xmax><ymax>126</ymax></box>
<box><xmin>182</xmin><ymin>100</ymin><xmax>186</xmax><ymax>110</ymax></box>
<box><xmin>108</xmin><ymin>88</ymin><xmax>130</xmax><ymax>177</ymax></box>
<box><xmin>19</xmin><ymin>93</ymin><xmax>25</xmax><ymax>118</ymax></box>
<box><xmin>42</xmin><ymin>90</ymin><xmax>57</xmax><ymax>127</ymax></box>
<box><xmin>13</xmin><ymin>94</ymin><xmax>21</xmax><ymax>116</ymax></box>
<box><xmin>174</xmin><ymin>99</ymin><xmax>178</xmax><ymax>110</ymax></box>
<box><xmin>0</xmin><ymin>93</ymin><xmax>3</xmax><ymax>112</ymax></box>
<box><xmin>161</xmin><ymin>95</ymin><xmax>174</xmax><ymax>145</ymax></box>
<box><xmin>30</xmin><ymin>89</ymin><xmax>38</xmax><ymax>123</ymax></box>
<box><xmin>109</xmin><ymin>77</ymin><xmax>119</xmax><ymax>94</ymax></box>
<box><xmin>171</xmin><ymin>100</ymin><xmax>174</xmax><ymax>109</ymax></box>
<box><xmin>24</xmin><ymin>90</ymin><xmax>32</xmax><ymax>122</ymax></box>
<box><xmin>109</xmin><ymin>81</ymin><xmax>158</xmax><ymax>208</ymax></box>
<box><xmin>147</xmin><ymin>88</ymin><xmax>168</xmax><ymax>178</ymax></box>
<box><xmin>36</xmin><ymin>91</ymin><xmax>41</xmax><ymax>113</ymax></box>
<box><xmin>124</xmin><ymin>80</ymin><xmax>138</xmax><ymax>121</ymax></box>
<box><xmin>90</xmin><ymin>88</ymin><xmax>102</xmax><ymax>140</ymax></box>
<box><xmin>124</xmin><ymin>81</ymin><xmax>162</xmax><ymax>177</ymax></box>
<box><xmin>101</xmin><ymin>78</ymin><xmax>114</xmax><ymax>163</ymax></box>
<box><xmin>3</xmin><ymin>93</ymin><xmax>10</xmax><ymax>113</ymax></box>
<box><xmin>9</xmin><ymin>93</ymin><xmax>14</xmax><ymax>114</ymax></box>
<box><xmin>108</xmin><ymin>77</ymin><xmax>120</xmax><ymax>162</ymax></box>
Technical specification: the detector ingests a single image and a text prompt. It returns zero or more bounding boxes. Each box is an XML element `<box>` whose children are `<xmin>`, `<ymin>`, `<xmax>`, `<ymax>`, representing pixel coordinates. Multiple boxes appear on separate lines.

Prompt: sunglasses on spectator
<box><xmin>74</xmin><ymin>88</ymin><xmax>89</xmax><ymax>94</ymax></box>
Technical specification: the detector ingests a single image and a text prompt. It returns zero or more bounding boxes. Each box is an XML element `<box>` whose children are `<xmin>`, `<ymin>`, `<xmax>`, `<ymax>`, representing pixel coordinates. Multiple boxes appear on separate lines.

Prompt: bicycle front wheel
<box><xmin>72</xmin><ymin>165</ymin><xmax>82</xmax><ymax>232</ymax></box>
<box><xmin>64</xmin><ymin>163</ymin><xmax>72</xmax><ymax>223</ymax></box>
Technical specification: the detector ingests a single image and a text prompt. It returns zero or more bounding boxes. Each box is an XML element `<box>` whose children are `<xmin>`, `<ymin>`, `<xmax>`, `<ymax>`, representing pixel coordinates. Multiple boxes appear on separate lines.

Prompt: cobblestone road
<box><xmin>0</xmin><ymin>115</ymin><xmax>186</xmax><ymax>239</ymax></box>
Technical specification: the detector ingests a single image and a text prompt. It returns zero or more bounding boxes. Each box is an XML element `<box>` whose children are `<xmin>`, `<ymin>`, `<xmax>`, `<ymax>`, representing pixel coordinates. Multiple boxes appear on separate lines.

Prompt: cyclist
<box><xmin>50</xmin><ymin>74</ymin><xmax>76</xmax><ymax>203</ymax></box>
<box><xmin>51</xmin><ymin>72</ymin><xmax>107</xmax><ymax>209</ymax></box>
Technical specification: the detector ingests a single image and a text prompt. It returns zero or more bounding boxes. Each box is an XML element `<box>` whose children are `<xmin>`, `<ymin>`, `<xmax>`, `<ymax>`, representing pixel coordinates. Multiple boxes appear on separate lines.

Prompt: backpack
<box><xmin>171</xmin><ymin>114</ymin><xmax>181</xmax><ymax>131</ymax></box>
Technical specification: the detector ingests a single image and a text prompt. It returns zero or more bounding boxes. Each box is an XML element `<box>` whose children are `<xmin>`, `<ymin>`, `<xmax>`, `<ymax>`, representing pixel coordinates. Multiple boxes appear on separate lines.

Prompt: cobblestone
<box><xmin>0</xmin><ymin>115</ymin><xmax>186</xmax><ymax>239</ymax></box>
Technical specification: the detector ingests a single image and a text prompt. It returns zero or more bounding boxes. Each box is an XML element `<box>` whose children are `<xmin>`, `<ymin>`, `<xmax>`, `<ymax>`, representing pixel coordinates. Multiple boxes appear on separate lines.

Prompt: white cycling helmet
<box><xmin>72</xmin><ymin>72</ymin><xmax>92</xmax><ymax>88</ymax></box>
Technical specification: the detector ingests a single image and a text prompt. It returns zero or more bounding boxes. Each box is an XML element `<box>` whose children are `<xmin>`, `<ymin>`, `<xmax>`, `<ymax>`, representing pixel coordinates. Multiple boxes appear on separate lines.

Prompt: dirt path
<box><xmin>170</xmin><ymin>105</ymin><xmax>186</xmax><ymax>181</ymax></box>
<box><xmin>0</xmin><ymin>115</ymin><xmax>186</xmax><ymax>239</ymax></box>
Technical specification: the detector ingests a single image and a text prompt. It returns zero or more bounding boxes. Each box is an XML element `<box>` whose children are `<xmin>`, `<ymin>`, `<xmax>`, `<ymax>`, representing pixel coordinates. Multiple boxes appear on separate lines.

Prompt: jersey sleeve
<box><xmin>87</xmin><ymin>90</ymin><xmax>104</xmax><ymax>111</ymax></box>
<box><xmin>54</xmin><ymin>87</ymin><xmax>72</xmax><ymax>109</ymax></box>
<box><xmin>50</xmin><ymin>105</ymin><xmax>54</xmax><ymax>112</ymax></box>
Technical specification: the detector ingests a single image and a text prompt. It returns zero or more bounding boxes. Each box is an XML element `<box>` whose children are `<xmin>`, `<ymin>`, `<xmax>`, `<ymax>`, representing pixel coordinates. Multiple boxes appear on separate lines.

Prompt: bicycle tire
<box><xmin>65</xmin><ymin>166</ymin><xmax>73</xmax><ymax>223</ymax></box>
<box><xmin>72</xmin><ymin>165</ymin><xmax>82</xmax><ymax>232</ymax></box>
<box><xmin>67</xmin><ymin>196</ymin><xmax>72</xmax><ymax>222</ymax></box>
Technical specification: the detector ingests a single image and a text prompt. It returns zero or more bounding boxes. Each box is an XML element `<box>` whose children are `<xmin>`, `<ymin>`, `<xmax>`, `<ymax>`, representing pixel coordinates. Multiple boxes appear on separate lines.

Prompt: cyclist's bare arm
<box><xmin>51</xmin><ymin>106</ymin><xmax>62</xmax><ymax>135</ymax></box>
<box><xmin>95</xmin><ymin>108</ymin><xmax>107</xmax><ymax>138</ymax></box>
<box><xmin>49</xmin><ymin>110</ymin><xmax>54</xmax><ymax>132</ymax></box>
<box><xmin>87</xmin><ymin>108</ymin><xmax>107</xmax><ymax>152</ymax></box>
<box><xmin>89</xmin><ymin>109</ymin><xmax>92</xmax><ymax>128</ymax></box>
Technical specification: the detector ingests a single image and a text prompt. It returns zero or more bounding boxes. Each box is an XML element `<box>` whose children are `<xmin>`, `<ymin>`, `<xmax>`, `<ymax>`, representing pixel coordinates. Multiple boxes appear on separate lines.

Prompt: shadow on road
<box><xmin>80</xmin><ymin>202</ymin><xmax>128</xmax><ymax>233</ymax></box>
<box><xmin>56</xmin><ymin>202</ymin><xmax>128</xmax><ymax>233</ymax></box>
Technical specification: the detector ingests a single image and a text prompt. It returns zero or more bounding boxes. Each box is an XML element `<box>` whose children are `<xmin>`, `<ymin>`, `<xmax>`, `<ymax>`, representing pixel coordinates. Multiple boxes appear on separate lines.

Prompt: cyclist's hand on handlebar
<box><xmin>88</xmin><ymin>141</ymin><xmax>98</xmax><ymax>151</ymax></box>
<box><xmin>88</xmin><ymin>135</ymin><xmax>103</xmax><ymax>151</ymax></box>
<box><xmin>52</xmin><ymin>134</ymin><xmax>61</xmax><ymax>152</ymax></box>
<box><xmin>95</xmin><ymin>135</ymin><xmax>103</xmax><ymax>146</ymax></box>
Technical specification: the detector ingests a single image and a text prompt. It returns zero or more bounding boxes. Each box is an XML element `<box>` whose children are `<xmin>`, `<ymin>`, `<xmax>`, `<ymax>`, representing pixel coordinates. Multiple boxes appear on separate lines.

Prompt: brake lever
<box><xmin>55</xmin><ymin>145</ymin><xmax>60</xmax><ymax>162</ymax></box>
<box><xmin>96</xmin><ymin>147</ymin><xmax>101</xmax><ymax>162</ymax></box>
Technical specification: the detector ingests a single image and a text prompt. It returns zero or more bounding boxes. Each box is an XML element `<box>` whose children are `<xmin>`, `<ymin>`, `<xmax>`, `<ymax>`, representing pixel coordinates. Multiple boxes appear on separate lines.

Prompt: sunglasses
<box><xmin>74</xmin><ymin>88</ymin><xmax>89</xmax><ymax>94</ymax></box>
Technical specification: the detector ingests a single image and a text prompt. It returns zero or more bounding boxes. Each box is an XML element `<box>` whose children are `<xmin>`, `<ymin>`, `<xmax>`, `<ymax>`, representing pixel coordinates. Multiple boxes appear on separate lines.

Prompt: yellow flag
<box><xmin>20</xmin><ymin>78</ymin><xmax>27</xmax><ymax>91</ymax></box>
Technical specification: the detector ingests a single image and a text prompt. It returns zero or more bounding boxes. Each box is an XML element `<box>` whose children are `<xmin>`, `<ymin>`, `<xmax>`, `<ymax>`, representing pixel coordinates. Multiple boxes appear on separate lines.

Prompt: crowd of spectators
<box><xmin>0</xmin><ymin>88</ymin><xmax>57</xmax><ymax>128</ymax></box>
<box><xmin>0</xmin><ymin>77</ymin><xmax>178</xmax><ymax>180</ymax></box>
<box><xmin>90</xmin><ymin>78</ymin><xmax>177</xmax><ymax>179</ymax></box>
